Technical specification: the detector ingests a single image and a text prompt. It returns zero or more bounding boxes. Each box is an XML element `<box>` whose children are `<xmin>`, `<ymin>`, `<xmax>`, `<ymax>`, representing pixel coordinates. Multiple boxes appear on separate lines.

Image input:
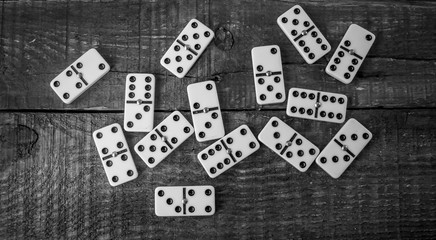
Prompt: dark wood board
<box><xmin>1</xmin><ymin>0</ymin><xmax>436</xmax><ymax>239</ymax></box>
<box><xmin>0</xmin><ymin>1</ymin><xmax>435</xmax><ymax>110</ymax></box>
<box><xmin>1</xmin><ymin>110</ymin><xmax>435</xmax><ymax>239</ymax></box>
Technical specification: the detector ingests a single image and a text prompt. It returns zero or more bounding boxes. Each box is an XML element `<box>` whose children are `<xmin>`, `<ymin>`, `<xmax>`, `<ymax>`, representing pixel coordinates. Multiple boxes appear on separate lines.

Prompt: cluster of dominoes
<box><xmin>49</xmin><ymin>5</ymin><xmax>374</xmax><ymax>217</ymax></box>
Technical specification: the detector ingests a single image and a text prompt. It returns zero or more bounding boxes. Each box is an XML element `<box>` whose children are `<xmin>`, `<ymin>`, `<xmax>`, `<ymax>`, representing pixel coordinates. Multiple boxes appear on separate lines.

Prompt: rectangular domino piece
<box><xmin>251</xmin><ymin>45</ymin><xmax>286</xmax><ymax>105</ymax></box>
<box><xmin>187</xmin><ymin>80</ymin><xmax>225</xmax><ymax>142</ymax></box>
<box><xmin>277</xmin><ymin>5</ymin><xmax>331</xmax><ymax>64</ymax></box>
<box><xmin>123</xmin><ymin>74</ymin><xmax>155</xmax><ymax>132</ymax></box>
<box><xmin>286</xmin><ymin>87</ymin><xmax>347</xmax><ymax>123</ymax></box>
<box><xmin>50</xmin><ymin>48</ymin><xmax>110</xmax><ymax>104</ymax></box>
<box><xmin>155</xmin><ymin>185</ymin><xmax>215</xmax><ymax>217</ymax></box>
<box><xmin>92</xmin><ymin>123</ymin><xmax>138</xmax><ymax>186</ymax></box>
<box><xmin>197</xmin><ymin>125</ymin><xmax>260</xmax><ymax>178</ymax></box>
<box><xmin>316</xmin><ymin>118</ymin><xmax>373</xmax><ymax>178</ymax></box>
<box><xmin>134</xmin><ymin>111</ymin><xmax>193</xmax><ymax>168</ymax></box>
<box><xmin>160</xmin><ymin>19</ymin><xmax>214</xmax><ymax>78</ymax></box>
<box><xmin>326</xmin><ymin>24</ymin><xmax>376</xmax><ymax>84</ymax></box>
<box><xmin>258</xmin><ymin>117</ymin><xmax>319</xmax><ymax>172</ymax></box>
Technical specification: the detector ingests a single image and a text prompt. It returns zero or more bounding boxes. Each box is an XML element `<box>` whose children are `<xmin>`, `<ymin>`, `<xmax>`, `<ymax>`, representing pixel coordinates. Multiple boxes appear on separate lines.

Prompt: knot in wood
<box><xmin>214</xmin><ymin>26</ymin><xmax>234</xmax><ymax>51</ymax></box>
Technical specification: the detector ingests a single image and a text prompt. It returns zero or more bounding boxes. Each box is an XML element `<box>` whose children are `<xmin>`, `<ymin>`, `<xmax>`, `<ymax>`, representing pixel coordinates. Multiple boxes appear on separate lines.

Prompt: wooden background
<box><xmin>1</xmin><ymin>0</ymin><xmax>435</xmax><ymax>239</ymax></box>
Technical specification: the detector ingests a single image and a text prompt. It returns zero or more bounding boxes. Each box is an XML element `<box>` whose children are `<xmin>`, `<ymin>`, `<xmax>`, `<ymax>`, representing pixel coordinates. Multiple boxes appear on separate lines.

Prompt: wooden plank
<box><xmin>139</xmin><ymin>0</ymin><xmax>213</xmax><ymax>76</ymax></box>
<box><xmin>1</xmin><ymin>1</ymin><xmax>436</xmax><ymax>110</ymax></box>
<box><xmin>1</xmin><ymin>58</ymin><xmax>435</xmax><ymax>110</ymax></box>
<box><xmin>0</xmin><ymin>0</ymin><xmax>140</xmax><ymax>108</ymax></box>
<box><xmin>66</xmin><ymin>1</ymin><xmax>141</xmax><ymax>72</ymax></box>
<box><xmin>0</xmin><ymin>0</ymin><xmax>4</xmax><ymax>66</ymax></box>
<box><xmin>0</xmin><ymin>110</ymin><xmax>435</xmax><ymax>238</ymax></box>
<box><xmin>1</xmin><ymin>1</ymin><xmax>68</xmax><ymax>75</ymax></box>
<box><xmin>209</xmin><ymin>0</ymin><xmax>436</xmax><ymax>65</ymax></box>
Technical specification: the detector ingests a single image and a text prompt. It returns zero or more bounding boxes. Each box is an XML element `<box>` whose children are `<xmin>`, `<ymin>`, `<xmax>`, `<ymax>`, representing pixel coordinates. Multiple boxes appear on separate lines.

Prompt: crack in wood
<box><xmin>0</xmin><ymin>123</ymin><xmax>39</xmax><ymax>159</ymax></box>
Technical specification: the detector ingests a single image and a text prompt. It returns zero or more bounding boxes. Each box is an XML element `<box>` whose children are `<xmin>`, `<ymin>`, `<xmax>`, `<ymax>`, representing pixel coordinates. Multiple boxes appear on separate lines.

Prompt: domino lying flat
<box><xmin>187</xmin><ymin>80</ymin><xmax>225</xmax><ymax>142</ymax></box>
<box><xmin>93</xmin><ymin>123</ymin><xmax>138</xmax><ymax>186</ymax></box>
<box><xmin>197</xmin><ymin>125</ymin><xmax>260</xmax><ymax>178</ymax></box>
<box><xmin>316</xmin><ymin>118</ymin><xmax>373</xmax><ymax>178</ymax></box>
<box><xmin>258</xmin><ymin>117</ymin><xmax>319</xmax><ymax>172</ymax></box>
<box><xmin>134</xmin><ymin>111</ymin><xmax>193</xmax><ymax>168</ymax></box>
<box><xmin>160</xmin><ymin>19</ymin><xmax>215</xmax><ymax>78</ymax></box>
<box><xmin>123</xmin><ymin>74</ymin><xmax>155</xmax><ymax>132</ymax></box>
<box><xmin>277</xmin><ymin>5</ymin><xmax>331</xmax><ymax>64</ymax></box>
<box><xmin>326</xmin><ymin>24</ymin><xmax>376</xmax><ymax>84</ymax></box>
<box><xmin>50</xmin><ymin>48</ymin><xmax>110</xmax><ymax>104</ymax></box>
<box><xmin>286</xmin><ymin>87</ymin><xmax>348</xmax><ymax>123</ymax></box>
<box><xmin>155</xmin><ymin>186</ymin><xmax>215</xmax><ymax>217</ymax></box>
<box><xmin>251</xmin><ymin>45</ymin><xmax>286</xmax><ymax>105</ymax></box>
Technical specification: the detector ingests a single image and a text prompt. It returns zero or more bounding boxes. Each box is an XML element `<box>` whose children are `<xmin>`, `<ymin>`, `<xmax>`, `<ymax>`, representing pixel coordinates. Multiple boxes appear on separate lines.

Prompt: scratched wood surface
<box><xmin>0</xmin><ymin>0</ymin><xmax>435</xmax><ymax>239</ymax></box>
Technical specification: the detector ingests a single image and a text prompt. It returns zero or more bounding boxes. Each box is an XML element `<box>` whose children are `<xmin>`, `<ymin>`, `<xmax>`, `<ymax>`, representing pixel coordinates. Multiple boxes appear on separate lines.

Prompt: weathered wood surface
<box><xmin>0</xmin><ymin>110</ymin><xmax>435</xmax><ymax>239</ymax></box>
<box><xmin>0</xmin><ymin>0</ymin><xmax>435</xmax><ymax>110</ymax></box>
<box><xmin>1</xmin><ymin>0</ymin><xmax>436</xmax><ymax>239</ymax></box>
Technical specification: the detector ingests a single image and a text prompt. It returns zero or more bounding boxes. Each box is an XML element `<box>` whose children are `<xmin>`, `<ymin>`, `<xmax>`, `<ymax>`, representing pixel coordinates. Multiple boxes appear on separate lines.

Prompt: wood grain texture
<box><xmin>0</xmin><ymin>0</ymin><xmax>435</xmax><ymax>110</ymax></box>
<box><xmin>0</xmin><ymin>110</ymin><xmax>435</xmax><ymax>239</ymax></box>
<box><xmin>1</xmin><ymin>0</ymin><xmax>436</xmax><ymax>239</ymax></box>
